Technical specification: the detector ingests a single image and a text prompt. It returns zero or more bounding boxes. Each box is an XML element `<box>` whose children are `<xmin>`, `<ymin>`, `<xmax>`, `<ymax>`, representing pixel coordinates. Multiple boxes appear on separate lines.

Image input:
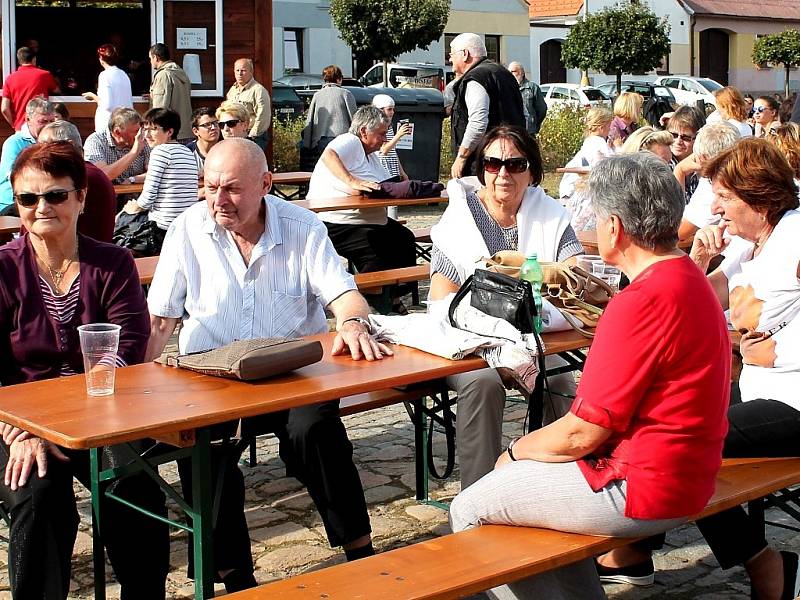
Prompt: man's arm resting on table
<box><xmin>146</xmin><ymin>315</ymin><xmax>181</xmax><ymax>362</ymax></box>
<box><xmin>329</xmin><ymin>289</ymin><xmax>393</xmax><ymax>361</ymax></box>
<box><xmin>1</xmin><ymin>98</ymin><xmax>14</xmax><ymax>128</ymax></box>
<box><xmin>320</xmin><ymin>147</ymin><xmax>380</xmax><ymax>193</ymax></box>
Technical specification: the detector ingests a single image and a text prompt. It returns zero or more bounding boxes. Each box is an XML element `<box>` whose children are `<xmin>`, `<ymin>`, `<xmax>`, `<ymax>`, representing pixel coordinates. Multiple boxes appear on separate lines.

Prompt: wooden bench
<box><xmin>354</xmin><ymin>264</ymin><xmax>430</xmax><ymax>313</ymax></box>
<box><xmin>225</xmin><ymin>457</ymin><xmax>800</xmax><ymax>600</ymax></box>
<box><xmin>135</xmin><ymin>255</ymin><xmax>159</xmax><ymax>285</ymax></box>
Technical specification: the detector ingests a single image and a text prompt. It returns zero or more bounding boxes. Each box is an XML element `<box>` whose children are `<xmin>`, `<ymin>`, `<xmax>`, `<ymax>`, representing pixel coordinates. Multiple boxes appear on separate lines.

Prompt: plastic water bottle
<box><xmin>519</xmin><ymin>253</ymin><xmax>544</xmax><ymax>333</ymax></box>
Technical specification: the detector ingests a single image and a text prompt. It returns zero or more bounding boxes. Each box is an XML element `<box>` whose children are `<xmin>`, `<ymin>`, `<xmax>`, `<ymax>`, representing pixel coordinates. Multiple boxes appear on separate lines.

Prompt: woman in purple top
<box><xmin>608</xmin><ymin>92</ymin><xmax>643</xmax><ymax>149</ymax></box>
<box><xmin>0</xmin><ymin>142</ymin><xmax>168</xmax><ymax>599</ymax></box>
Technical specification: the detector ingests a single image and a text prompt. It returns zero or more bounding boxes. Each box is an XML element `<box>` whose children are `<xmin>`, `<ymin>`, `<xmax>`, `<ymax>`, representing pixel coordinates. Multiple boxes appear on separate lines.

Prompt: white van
<box><xmin>359</xmin><ymin>62</ymin><xmax>453</xmax><ymax>92</ymax></box>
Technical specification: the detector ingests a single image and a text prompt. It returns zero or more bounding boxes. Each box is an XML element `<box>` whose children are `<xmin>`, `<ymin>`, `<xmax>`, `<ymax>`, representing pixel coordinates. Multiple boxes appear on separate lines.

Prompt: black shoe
<box><xmin>595</xmin><ymin>557</ymin><xmax>655</xmax><ymax>586</ymax></box>
<box><xmin>781</xmin><ymin>551</ymin><xmax>800</xmax><ymax>600</ymax></box>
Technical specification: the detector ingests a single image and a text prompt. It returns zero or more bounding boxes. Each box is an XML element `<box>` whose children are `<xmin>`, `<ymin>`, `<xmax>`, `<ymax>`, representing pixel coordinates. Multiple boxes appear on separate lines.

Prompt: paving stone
<box><xmin>254</xmin><ymin>544</ymin><xmax>338</xmax><ymax>574</ymax></box>
<box><xmin>364</xmin><ymin>484</ymin><xmax>407</xmax><ymax>504</ymax></box>
<box><xmin>244</xmin><ymin>505</ymin><xmax>289</xmax><ymax>529</ymax></box>
<box><xmin>358</xmin><ymin>470</ymin><xmax>393</xmax><ymax>489</ymax></box>
<box><xmin>272</xmin><ymin>489</ymin><xmax>315</xmax><ymax>511</ymax></box>
<box><xmin>362</xmin><ymin>444</ymin><xmax>413</xmax><ymax>461</ymax></box>
<box><xmin>251</xmin><ymin>521</ymin><xmax>320</xmax><ymax>546</ymax></box>
<box><xmin>405</xmin><ymin>503</ymin><xmax>448</xmax><ymax>522</ymax></box>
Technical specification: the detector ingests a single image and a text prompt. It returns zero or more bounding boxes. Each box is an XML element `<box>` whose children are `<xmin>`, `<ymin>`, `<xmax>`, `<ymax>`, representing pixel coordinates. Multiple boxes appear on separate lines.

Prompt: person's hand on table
<box><xmin>122</xmin><ymin>199</ymin><xmax>144</xmax><ymax>214</ymax></box>
<box><xmin>81</xmin><ymin>92</ymin><xmax>98</xmax><ymax>103</ymax></box>
<box><xmin>4</xmin><ymin>436</ymin><xmax>69</xmax><ymax>491</ymax></box>
<box><xmin>1</xmin><ymin>422</ymin><xmax>31</xmax><ymax>446</ymax></box>
<box><xmin>349</xmin><ymin>179</ymin><xmax>380</xmax><ymax>194</ymax></box>
<box><xmin>332</xmin><ymin>320</ymin><xmax>394</xmax><ymax>361</ymax></box>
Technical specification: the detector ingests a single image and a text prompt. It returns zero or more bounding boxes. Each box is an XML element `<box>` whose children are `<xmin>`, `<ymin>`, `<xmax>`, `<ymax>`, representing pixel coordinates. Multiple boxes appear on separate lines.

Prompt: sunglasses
<box><xmin>669</xmin><ymin>131</ymin><xmax>695</xmax><ymax>143</ymax></box>
<box><xmin>219</xmin><ymin>119</ymin><xmax>241</xmax><ymax>129</ymax></box>
<box><xmin>15</xmin><ymin>189</ymin><xmax>77</xmax><ymax>208</ymax></box>
<box><xmin>197</xmin><ymin>121</ymin><xmax>219</xmax><ymax>130</ymax></box>
<box><xmin>753</xmin><ymin>106</ymin><xmax>771</xmax><ymax>114</ymax></box>
<box><xmin>483</xmin><ymin>156</ymin><xmax>529</xmax><ymax>174</ymax></box>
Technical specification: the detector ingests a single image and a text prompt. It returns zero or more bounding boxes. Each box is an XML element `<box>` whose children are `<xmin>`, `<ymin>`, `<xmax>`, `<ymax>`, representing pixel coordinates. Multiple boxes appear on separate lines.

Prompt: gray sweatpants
<box><xmin>449</xmin><ymin>461</ymin><xmax>686</xmax><ymax>600</ymax></box>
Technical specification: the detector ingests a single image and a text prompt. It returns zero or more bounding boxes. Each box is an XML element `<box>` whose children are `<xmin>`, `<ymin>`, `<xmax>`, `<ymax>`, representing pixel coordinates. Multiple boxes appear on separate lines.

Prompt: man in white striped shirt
<box><xmin>145</xmin><ymin>138</ymin><xmax>390</xmax><ymax>593</ymax></box>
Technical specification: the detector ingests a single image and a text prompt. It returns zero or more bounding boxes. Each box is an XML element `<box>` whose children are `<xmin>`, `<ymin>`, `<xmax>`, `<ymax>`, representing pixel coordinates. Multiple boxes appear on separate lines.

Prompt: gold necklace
<box><xmin>47</xmin><ymin>258</ymin><xmax>73</xmax><ymax>292</ymax></box>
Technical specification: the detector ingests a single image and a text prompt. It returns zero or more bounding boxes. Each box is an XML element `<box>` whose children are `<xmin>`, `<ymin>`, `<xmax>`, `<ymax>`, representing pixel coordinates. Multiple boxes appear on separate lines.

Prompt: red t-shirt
<box><xmin>2</xmin><ymin>65</ymin><xmax>59</xmax><ymax>130</ymax></box>
<box><xmin>571</xmin><ymin>256</ymin><xmax>730</xmax><ymax>520</ymax></box>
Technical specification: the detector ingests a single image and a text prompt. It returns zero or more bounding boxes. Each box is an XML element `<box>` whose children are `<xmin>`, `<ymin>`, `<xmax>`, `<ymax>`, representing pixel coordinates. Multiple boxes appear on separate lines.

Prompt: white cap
<box><xmin>372</xmin><ymin>94</ymin><xmax>395</xmax><ymax>109</ymax></box>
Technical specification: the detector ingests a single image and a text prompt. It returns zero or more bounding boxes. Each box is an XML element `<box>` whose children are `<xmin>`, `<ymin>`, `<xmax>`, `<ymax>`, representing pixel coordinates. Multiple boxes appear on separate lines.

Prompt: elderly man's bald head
<box><xmin>206</xmin><ymin>138</ymin><xmax>269</xmax><ymax>173</ymax></box>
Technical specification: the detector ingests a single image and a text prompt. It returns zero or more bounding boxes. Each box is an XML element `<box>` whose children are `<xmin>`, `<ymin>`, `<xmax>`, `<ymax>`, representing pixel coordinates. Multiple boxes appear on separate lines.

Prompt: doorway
<box><xmin>539</xmin><ymin>39</ymin><xmax>566</xmax><ymax>84</ymax></box>
<box><xmin>699</xmin><ymin>28</ymin><xmax>729</xmax><ymax>86</ymax></box>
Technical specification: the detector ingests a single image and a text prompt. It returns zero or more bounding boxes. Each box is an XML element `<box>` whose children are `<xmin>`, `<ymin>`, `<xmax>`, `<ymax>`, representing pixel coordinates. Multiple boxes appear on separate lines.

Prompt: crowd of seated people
<box><xmin>0</xmin><ymin>79</ymin><xmax>798</xmax><ymax>600</ymax></box>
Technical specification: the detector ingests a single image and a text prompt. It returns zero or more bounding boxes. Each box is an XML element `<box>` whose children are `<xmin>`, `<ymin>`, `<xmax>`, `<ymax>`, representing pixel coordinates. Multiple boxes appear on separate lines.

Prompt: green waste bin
<box><xmin>346</xmin><ymin>87</ymin><xmax>445</xmax><ymax>182</ymax></box>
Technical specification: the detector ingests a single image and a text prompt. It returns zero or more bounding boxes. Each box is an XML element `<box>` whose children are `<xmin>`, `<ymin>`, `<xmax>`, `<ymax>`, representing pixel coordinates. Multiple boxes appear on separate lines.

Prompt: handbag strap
<box><xmin>448</xmin><ymin>274</ymin><xmax>474</xmax><ymax>328</ymax></box>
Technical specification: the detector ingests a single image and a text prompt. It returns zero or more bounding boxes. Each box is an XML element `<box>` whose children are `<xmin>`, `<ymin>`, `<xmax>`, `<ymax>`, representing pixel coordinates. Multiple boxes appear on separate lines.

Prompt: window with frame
<box><xmin>284</xmin><ymin>28</ymin><xmax>303</xmax><ymax>73</ymax></box>
<box><xmin>485</xmin><ymin>35</ymin><xmax>500</xmax><ymax>63</ymax></box>
<box><xmin>444</xmin><ymin>32</ymin><xmax>459</xmax><ymax>64</ymax></box>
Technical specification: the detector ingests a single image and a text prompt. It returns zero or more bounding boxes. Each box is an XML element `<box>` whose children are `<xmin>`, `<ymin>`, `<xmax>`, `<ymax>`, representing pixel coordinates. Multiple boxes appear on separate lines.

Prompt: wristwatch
<box><xmin>128</xmin><ymin>176</ymin><xmax>136</xmax><ymax>184</ymax></box>
<box><xmin>342</xmin><ymin>316</ymin><xmax>372</xmax><ymax>334</ymax></box>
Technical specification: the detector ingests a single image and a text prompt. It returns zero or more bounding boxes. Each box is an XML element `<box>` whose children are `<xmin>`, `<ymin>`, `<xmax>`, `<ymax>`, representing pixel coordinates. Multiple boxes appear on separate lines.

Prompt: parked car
<box><xmin>271</xmin><ymin>82</ymin><xmax>306</xmax><ymax>121</ymax></box>
<box><xmin>275</xmin><ymin>73</ymin><xmax>363</xmax><ymax>106</ymax></box>
<box><xmin>653</xmin><ymin>75</ymin><xmax>722</xmax><ymax>110</ymax></box>
<box><xmin>539</xmin><ymin>84</ymin><xmax>611</xmax><ymax>109</ymax></box>
<box><xmin>596</xmin><ymin>80</ymin><xmax>676</xmax><ymax>106</ymax></box>
<box><xmin>358</xmin><ymin>62</ymin><xmax>453</xmax><ymax>92</ymax></box>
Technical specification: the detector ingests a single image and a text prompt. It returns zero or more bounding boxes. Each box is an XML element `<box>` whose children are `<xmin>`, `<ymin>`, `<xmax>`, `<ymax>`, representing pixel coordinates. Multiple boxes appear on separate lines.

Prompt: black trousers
<box><xmin>0</xmin><ymin>441</ymin><xmax>169</xmax><ymax>600</ymax></box>
<box><xmin>177</xmin><ymin>400</ymin><xmax>371</xmax><ymax>577</ymax></box>
<box><xmin>324</xmin><ymin>219</ymin><xmax>416</xmax><ymax>275</ymax></box>
<box><xmin>697</xmin><ymin>398</ymin><xmax>800</xmax><ymax>569</ymax></box>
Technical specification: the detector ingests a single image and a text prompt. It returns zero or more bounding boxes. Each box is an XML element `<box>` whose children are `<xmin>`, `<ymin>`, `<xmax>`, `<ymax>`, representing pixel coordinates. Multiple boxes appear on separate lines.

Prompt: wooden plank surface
<box><xmin>0</xmin><ymin>330</ymin><xmax>589</xmax><ymax>450</ymax></box>
<box><xmin>225</xmin><ymin>457</ymin><xmax>800</xmax><ymax>600</ymax></box>
<box><xmin>295</xmin><ymin>193</ymin><xmax>448</xmax><ymax>213</ymax></box>
<box><xmin>0</xmin><ymin>215</ymin><xmax>21</xmax><ymax>237</ymax></box>
<box><xmin>135</xmin><ymin>256</ymin><xmax>159</xmax><ymax>285</ymax></box>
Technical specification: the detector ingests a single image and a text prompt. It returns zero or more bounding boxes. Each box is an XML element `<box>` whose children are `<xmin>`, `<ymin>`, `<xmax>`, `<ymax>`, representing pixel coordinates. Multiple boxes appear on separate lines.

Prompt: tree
<box><xmin>330</xmin><ymin>0</ymin><xmax>450</xmax><ymax>84</ymax></box>
<box><xmin>752</xmin><ymin>29</ymin><xmax>800</xmax><ymax>98</ymax></box>
<box><xmin>561</xmin><ymin>1</ymin><xmax>671</xmax><ymax>94</ymax></box>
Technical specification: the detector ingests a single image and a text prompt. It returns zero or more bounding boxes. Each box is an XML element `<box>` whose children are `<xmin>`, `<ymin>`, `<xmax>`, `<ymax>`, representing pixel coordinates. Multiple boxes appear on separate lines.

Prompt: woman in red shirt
<box><xmin>449</xmin><ymin>152</ymin><xmax>731</xmax><ymax>599</ymax></box>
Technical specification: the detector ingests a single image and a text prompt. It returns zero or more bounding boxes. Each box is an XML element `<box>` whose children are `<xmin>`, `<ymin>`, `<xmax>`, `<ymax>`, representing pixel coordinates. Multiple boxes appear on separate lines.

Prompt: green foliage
<box><xmin>752</xmin><ymin>29</ymin><xmax>800</xmax><ymax>97</ymax></box>
<box><xmin>329</xmin><ymin>0</ymin><xmax>450</xmax><ymax>62</ymax></box>
<box><xmin>272</xmin><ymin>115</ymin><xmax>305</xmax><ymax>172</ymax></box>
<box><xmin>440</xmin><ymin>118</ymin><xmax>454</xmax><ymax>182</ymax></box>
<box><xmin>537</xmin><ymin>104</ymin><xmax>588</xmax><ymax>172</ymax></box>
<box><xmin>562</xmin><ymin>1</ymin><xmax>670</xmax><ymax>92</ymax></box>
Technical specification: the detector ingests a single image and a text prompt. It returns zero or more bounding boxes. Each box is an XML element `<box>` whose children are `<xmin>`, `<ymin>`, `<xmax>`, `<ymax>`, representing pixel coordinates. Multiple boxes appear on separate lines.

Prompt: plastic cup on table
<box><xmin>77</xmin><ymin>323</ymin><xmax>121</xmax><ymax>396</ymax></box>
<box><xmin>577</xmin><ymin>254</ymin><xmax>603</xmax><ymax>274</ymax></box>
<box><xmin>591</xmin><ymin>262</ymin><xmax>621</xmax><ymax>292</ymax></box>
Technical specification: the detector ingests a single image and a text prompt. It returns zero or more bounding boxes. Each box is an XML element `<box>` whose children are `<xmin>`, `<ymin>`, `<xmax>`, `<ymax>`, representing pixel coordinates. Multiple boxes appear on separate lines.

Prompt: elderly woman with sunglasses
<box><xmin>216</xmin><ymin>100</ymin><xmax>252</xmax><ymax>140</ymax></box>
<box><xmin>429</xmin><ymin>125</ymin><xmax>582</xmax><ymax>489</ymax></box>
<box><xmin>120</xmin><ymin>107</ymin><xmax>198</xmax><ymax>255</ymax></box>
<box><xmin>0</xmin><ymin>142</ymin><xmax>169</xmax><ymax>599</ymax></box>
<box><xmin>449</xmin><ymin>152</ymin><xmax>731</xmax><ymax>600</ymax></box>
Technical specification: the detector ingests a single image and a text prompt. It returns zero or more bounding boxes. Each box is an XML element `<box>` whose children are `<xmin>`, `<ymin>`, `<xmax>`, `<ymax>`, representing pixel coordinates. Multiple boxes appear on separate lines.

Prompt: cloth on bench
<box><xmin>366</xmin><ymin>177</ymin><xmax>444</xmax><ymax>199</ymax></box>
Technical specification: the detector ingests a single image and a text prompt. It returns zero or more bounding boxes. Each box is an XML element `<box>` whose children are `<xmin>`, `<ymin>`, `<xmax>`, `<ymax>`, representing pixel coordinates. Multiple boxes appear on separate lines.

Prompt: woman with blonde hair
<box><xmin>559</xmin><ymin>106</ymin><xmax>613</xmax><ymax>198</ymax></box>
<box><xmin>609</xmin><ymin>92</ymin><xmax>643</xmax><ymax>147</ymax></box>
<box><xmin>710</xmin><ymin>86</ymin><xmax>752</xmax><ymax>137</ymax></box>
<box><xmin>215</xmin><ymin>100</ymin><xmax>251</xmax><ymax>139</ymax></box>
<box><xmin>768</xmin><ymin>121</ymin><xmax>800</xmax><ymax>178</ymax></box>
<box><xmin>620</xmin><ymin>126</ymin><xmax>674</xmax><ymax>163</ymax></box>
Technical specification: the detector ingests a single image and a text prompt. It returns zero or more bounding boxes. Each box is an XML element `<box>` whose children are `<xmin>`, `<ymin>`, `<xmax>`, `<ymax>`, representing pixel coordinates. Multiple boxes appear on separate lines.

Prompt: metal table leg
<box><xmin>189</xmin><ymin>428</ymin><xmax>215</xmax><ymax>598</ymax></box>
<box><xmin>90</xmin><ymin>448</ymin><xmax>106</xmax><ymax>600</ymax></box>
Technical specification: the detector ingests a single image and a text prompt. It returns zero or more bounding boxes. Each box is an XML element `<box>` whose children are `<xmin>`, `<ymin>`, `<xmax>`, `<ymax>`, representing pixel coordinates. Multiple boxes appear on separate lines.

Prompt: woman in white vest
<box><xmin>429</xmin><ymin>125</ymin><xmax>583</xmax><ymax>489</ymax></box>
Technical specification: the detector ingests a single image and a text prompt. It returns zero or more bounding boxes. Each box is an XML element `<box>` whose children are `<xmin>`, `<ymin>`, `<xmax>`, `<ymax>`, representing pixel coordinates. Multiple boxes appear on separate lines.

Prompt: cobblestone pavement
<box><xmin>0</xmin><ymin>204</ymin><xmax>796</xmax><ymax>598</ymax></box>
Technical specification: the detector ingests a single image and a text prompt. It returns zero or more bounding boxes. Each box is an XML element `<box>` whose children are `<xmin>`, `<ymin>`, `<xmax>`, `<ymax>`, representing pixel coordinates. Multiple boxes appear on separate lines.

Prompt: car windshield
<box><xmin>697</xmin><ymin>78</ymin><xmax>723</xmax><ymax>92</ymax></box>
<box><xmin>272</xmin><ymin>87</ymin><xmax>301</xmax><ymax>102</ymax></box>
<box><xmin>583</xmin><ymin>89</ymin><xmax>609</xmax><ymax>101</ymax></box>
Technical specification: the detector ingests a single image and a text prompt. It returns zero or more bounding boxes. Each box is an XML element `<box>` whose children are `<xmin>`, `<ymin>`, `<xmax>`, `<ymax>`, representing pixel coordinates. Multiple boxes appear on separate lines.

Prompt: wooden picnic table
<box><xmin>578</xmin><ymin>230</ymin><xmax>599</xmax><ymax>255</ymax></box>
<box><xmin>0</xmin><ymin>328</ymin><xmax>589</xmax><ymax>599</ymax></box>
<box><xmin>296</xmin><ymin>192</ymin><xmax>448</xmax><ymax>213</ymax></box>
<box><xmin>112</xmin><ymin>172</ymin><xmax>312</xmax><ymax>197</ymax></box>
<box><xmin>0</xmin><ymin>215</ymin><xmax>21</xmax><ymax>242</ymax></box>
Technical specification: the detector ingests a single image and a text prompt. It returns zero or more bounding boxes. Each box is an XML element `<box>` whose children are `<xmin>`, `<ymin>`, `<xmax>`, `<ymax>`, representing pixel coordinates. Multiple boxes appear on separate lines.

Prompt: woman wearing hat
<box><xmin>371</xmin><ymin>94</ymin><xmax>411</xmax><ymax>181</ymax></box>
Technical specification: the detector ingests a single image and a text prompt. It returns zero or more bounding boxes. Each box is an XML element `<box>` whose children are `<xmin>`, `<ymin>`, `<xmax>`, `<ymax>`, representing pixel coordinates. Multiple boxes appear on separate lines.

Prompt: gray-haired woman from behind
<box><xmin>448</xmin><ymin>152</ymin><xmax>731</xmax><ymax>599</ymax></box>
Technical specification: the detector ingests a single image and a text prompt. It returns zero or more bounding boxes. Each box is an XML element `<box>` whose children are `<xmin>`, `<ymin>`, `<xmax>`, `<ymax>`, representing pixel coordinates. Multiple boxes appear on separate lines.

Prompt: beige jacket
<box><xmin>150</xmin><ymin>61</ymin><xmax>193</xmax><ymax>140</ymax></box>
<box><xmin>226</xmin><ymin>78</ymin><xmax>271</xmax><ymax>136</ymax></box>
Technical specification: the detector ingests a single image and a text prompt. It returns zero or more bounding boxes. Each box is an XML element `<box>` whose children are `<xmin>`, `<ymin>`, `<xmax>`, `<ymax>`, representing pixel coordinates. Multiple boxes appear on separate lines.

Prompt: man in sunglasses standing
<box><xmin>226</xmin><ymin>58</ymin><xmax>271</xmax><ymax>152</ymax></box>
<box><xmin>449</xmin><ymin>33</ymin><xmax>524</xmax><ymax>178</ymax></box>
<box><xmin>0</xmin><ymin>97</ymin><xmax>56</xmax><ymax>215</ymax></box>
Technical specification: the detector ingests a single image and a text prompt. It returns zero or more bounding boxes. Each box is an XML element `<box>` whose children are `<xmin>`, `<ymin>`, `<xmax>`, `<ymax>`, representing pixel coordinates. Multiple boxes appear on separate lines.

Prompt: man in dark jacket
<box><xmin>509</xmin><ymin>61</ymin><xmax>547</xmax><ymax>136</ymax></box>
<box><xmin>449</xmin><ymin>33</ymin><xmax>525</xmax><ymax>178</ymax></box>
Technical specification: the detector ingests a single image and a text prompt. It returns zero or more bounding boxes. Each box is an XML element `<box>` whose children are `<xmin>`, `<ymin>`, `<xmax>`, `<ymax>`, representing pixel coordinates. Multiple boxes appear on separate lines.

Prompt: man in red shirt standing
<box><xmin>1</xmin><ymin>47</ymin><xmax>60</xmax><ymax>131</ymax></box>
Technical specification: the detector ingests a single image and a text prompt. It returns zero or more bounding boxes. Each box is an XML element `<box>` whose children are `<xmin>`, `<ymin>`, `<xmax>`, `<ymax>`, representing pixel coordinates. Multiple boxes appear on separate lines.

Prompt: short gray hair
<box><xmin>694</xmin><ymin>122</ymin><xmax>740</xmax><ymax>160</ymax></box>
<box><xmin>26</xmin><ymin>97</ymin><xmax>54</xmax><ymax>118</ymax></box>
<box><xmin>109</xmin><ymin>107</ymin><xmax>142</xmax><ymax>132</ymax></box>
<box><xmin>588</xmin><ymin>152</ymin><xmax>684</xmax><ymax>251</ymax></box>
<box><xmin>38</xmin><ymin>121</ymin><xmax>83</xmax><ymax>152</ymax></box>
<box><xmin>450</xmin><ymin>33</ymin><xmax>487</xmax><ymax>58</ymax></box>
<box><xmin>349</xmin><ymin>106</ymin><xmax>389</xmax><ymax>136</ymax></box>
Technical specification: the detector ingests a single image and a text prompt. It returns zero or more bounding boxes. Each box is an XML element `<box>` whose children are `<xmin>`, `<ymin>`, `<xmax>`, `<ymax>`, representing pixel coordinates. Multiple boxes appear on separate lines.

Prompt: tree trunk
<box><xmin>785</xmin><ymin>65</ymin><xmax>791</xmax><ymax>99</ymax></box>
<box><xmin>616</xmin><ymin>71</ymin><xmax>622</xmax><ymax>95</ymax></box>
<box><xmin>383</xmin><ymin>59</ymin><xmax>389</xmax><ymax>87</ymax></box>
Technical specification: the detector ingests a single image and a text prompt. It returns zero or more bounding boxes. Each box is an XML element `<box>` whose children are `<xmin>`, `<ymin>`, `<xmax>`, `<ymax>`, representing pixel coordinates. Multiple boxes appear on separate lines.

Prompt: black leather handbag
<box><xmin>448</xmin><ymin>269</ymin><xmax>536</xmax><ymax>334</ymax></box>
<box><xmin>113</xmin><ymin>211</ymin><xmax>166</xmax><ymax>258</ymax></box>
